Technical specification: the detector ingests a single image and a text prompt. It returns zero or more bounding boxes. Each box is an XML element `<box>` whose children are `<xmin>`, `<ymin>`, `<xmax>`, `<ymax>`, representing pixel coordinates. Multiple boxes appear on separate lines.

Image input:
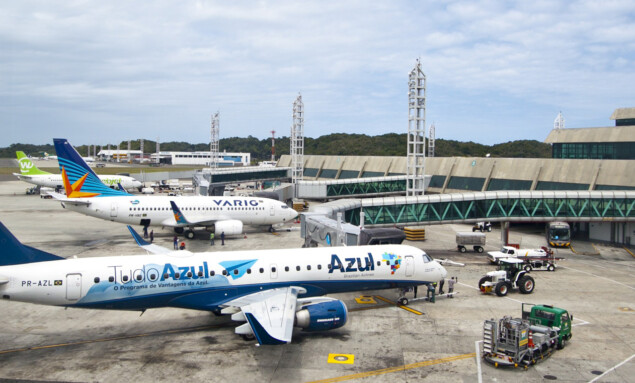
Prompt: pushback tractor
<box><xmin>478</xmin><ymin>258</ymin><xmax>535</xmax><ymax>296</ymax></box>
<box><xmin>482</xmin><ymin>303</ymin><xmax>572</xmax><ymax>368</ymax></box>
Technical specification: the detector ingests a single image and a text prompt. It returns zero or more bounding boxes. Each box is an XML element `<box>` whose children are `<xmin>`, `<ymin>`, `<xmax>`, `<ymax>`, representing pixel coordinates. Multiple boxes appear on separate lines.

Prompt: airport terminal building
<box><xmin>278</xmin><ymin>107</ymin><xmax>635</xmax><ymax>245</ymax></box>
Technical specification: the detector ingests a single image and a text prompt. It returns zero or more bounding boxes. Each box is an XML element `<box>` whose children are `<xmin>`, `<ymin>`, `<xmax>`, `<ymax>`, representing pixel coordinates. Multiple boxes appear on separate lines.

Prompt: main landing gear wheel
<box><xmin>185</xmin><ymin>230</ymin><xmax>195</xmax><ymax>239</ymax></box>
<box><xmin>398</xmin><ymin>297</ymin><xmax>409</xmax><ymax>306</ymax></box>
<box><xmin>241</xmin><ymin>334</ymin><xmax>256</xmax><ymax>341</ymax></box>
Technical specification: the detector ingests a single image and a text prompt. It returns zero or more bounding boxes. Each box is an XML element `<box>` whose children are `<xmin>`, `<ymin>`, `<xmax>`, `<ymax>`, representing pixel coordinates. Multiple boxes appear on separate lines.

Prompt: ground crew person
<box><xmin>438</xmin><ymin>278</ymin><xmax>445</xmax><ymax>294</ymax></box>
<box><xmin>173</xmin><ymin>236</ymin><xmax>178</xmax><ymax>250</ymax></box>
<box><xmin>210</xmin><ymin>232</ymin><xmax>215</xmax><ymax>246</ymax></box>
<box><xmin>448</xmin><ymin>277</ymin><xmax>456</xmax><ymax>298</ymax></box>
<box><xmin>427</xmin><ymin>283</ymin><xmax>436</xmax><ymax>303</ymax></box>
<box><xmin>221</xmin><ymin>231</ymin><xmax>225</xmax><ymax>246</ymax></box>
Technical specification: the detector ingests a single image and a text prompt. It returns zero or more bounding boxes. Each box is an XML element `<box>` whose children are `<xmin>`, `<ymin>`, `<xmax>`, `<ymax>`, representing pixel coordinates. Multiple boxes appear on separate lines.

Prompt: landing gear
<box><xmin>241</xmin><ymin>333</ymin><xmax>255</xmax><ymax>341</ymax></box>
<box><xmin>185</xmin><ymin>230</ymin><xmax>195</xmax><ymax>239</ymax></box>
<box><xmin>398</xmin><ymin>297</ymin><xmax>409</xmax><ymax>306</ymax></box>
<box><xmin>268</xmin><ymin>225</ymin><xmax>275</xmax><ymax>233</ymax></box>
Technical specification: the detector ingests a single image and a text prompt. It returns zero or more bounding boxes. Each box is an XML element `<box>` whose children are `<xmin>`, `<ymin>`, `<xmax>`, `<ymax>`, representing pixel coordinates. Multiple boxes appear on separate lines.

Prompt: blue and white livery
<box><xmin>0</xmin><ymin>222</ymin><xmax>446</xmax><ymax>345</ymax></box>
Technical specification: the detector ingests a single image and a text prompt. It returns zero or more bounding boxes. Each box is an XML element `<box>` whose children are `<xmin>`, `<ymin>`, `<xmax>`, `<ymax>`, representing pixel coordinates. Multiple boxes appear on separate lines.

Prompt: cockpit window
<box><xmin>422</xmin><ymin>254</ymin><xmax>432</xmax><ymax>263</ymax></box>
<box><xmin>281</xmin><ymin>205</ymin><xmax>288</xmax><ymax>209</ymax></box>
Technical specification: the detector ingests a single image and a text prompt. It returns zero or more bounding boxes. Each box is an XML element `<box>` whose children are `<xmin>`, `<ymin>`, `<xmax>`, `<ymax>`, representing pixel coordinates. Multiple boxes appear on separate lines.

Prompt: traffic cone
<box><xmin>528</xmin><ymin>331</ymin><xmax>534</xmax><ymax>348</ymax></box>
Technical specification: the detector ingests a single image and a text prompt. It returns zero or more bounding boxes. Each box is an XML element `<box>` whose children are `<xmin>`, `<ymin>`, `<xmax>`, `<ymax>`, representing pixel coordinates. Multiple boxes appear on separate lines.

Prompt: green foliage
<box><xmin>0</xmin><ymin>135</ymin><xmax>552</xmax><ymax>160</ymax></box>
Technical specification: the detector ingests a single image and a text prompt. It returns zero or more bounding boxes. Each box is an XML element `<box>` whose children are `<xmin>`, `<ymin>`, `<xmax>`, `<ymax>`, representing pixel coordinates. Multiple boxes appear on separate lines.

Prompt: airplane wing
<box><xmin>47</xmin><ymin>191</ymin><xmax>92</xmax><ymax>206</ymax></box>
<box><xmin>127</xmin><ymin>225</ymin><xmax>172</xmax><ymax>255</ymax></box>
<box><xmin>0</xmin><ymin>276</ymin><xmax>9</xmax><ymax>285</ymax></box>
<box><xmin>223</xmin><ymin>286</ymin><xmax>307</xmax><ymax>345</ymax></box>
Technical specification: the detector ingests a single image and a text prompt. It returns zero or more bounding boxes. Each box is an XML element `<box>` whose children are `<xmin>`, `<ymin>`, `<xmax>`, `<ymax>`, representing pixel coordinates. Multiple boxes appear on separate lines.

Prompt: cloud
<box><xmin>0</xmin><ymin>0</ymin><xmax>633</xmax><ymax>146</ymax></box>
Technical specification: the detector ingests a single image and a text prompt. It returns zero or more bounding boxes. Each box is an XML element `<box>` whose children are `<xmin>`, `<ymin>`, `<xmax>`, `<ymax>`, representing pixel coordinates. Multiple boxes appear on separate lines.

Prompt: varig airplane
<box><xmin>0</xmin><ymin>222</ymin><xmax>446</xmax><ymax>345</ymax></box>
<box><xmin>14</xmin><ymin>151</ymin><xmax>143</xmax><ymax>191</ymax></box>
<box><xmin>50</xmin><ymin>139</ymin><xmax>298</xmax><ymax>237</ymax></box>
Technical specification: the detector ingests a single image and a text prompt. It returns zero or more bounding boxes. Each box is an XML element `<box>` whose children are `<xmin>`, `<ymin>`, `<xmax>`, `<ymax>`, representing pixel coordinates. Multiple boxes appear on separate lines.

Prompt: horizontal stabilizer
<box><xmin>47</xmin><ymin>192</ymin><xmax>92</xmax><ymax>206</ymax></box>
<box><xmin>0</xmin><ymin>221</ymin><xmax>63</xmax><ymax>266</ymax></box>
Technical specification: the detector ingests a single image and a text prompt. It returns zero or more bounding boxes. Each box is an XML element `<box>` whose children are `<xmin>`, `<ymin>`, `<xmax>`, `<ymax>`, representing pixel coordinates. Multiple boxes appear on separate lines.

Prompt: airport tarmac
<box><xmin>0</xmin><ymin>180</ymin><xmax>633</xmax><ymax>383</ymax></box>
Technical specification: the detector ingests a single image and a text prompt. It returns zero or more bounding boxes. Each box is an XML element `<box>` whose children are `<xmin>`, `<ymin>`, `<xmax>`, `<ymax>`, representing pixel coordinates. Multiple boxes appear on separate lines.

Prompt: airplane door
<box><xmin>270</xmin><ymin>264</ymin><xmax>278</xmax><ymax>279</ymax></box>
<box><xmin>269</xmin><ymin>204</ymin><xmax>275</xmax><ymax>216</ymax></box>
<box><xmin>404</xmin><ymin>256</ymin><xmax>414</xmax><ymax>277</ymax></box>
<box><xmin>66</xmin><ymin>274</ymin><xmax>82</xmax><ymax>301</ymax></box>
<box><xmin>110</xmin><ymin>202</ymin><xmax>118</xmax><ymax>217</ymax></box>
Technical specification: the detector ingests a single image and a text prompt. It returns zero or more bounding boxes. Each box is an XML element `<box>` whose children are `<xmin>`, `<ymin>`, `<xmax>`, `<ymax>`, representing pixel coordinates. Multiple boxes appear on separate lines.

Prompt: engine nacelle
<box><xmin>214</xmin><ymin>220</ymin><xmax>243</xmax><ymax>236</ymax></box>
<box><xmin>295</xmin><ymin>300</ymin><xmax>348</xmax><ymax>332</ymax></box>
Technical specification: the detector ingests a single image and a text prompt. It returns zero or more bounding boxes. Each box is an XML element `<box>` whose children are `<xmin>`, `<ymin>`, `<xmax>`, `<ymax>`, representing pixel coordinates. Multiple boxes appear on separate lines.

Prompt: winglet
<box><xmin>0</xmin><ymin>221</ymin><xmax>63</xmax><ymax>266</ymax></box>
<box><xmin>244</xmin><ymin>313</ymin><xmax>287</xmax><ymax>345</ymax></box>
<box><xmin>169</xmin><ymin>201</ymin><xmax>190</xmax><ymax>225</ymax></box>
<box><xmin>16</xmin><ymin>151</ymin><xmax>50</xmax><ymax>176</ymax></box>
<box><xmin>127</xmin><ymin>225</ymin><xmax>172</xmax><ymax>255</ymax></box>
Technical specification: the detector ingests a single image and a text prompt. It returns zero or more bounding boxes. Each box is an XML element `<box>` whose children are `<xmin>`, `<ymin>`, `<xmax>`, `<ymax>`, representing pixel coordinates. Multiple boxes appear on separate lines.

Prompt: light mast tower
<box><xmin>291</xmin><ymin>94</ymin><xmax>304</xmax><ymax>196</ymax></box>
<box><xmin>210</xmin><ymin>112</ymin><xmax>220</xmax><ymax>168</ymax></box>
<box><xmin>407</xmin><ymin>59</ymin><xmax>426</xmax><ymax>196</ymax></box>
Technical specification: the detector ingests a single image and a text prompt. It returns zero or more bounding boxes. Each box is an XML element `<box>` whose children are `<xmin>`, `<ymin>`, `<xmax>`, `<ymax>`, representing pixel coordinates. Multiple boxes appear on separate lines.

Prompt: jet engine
<box><xmin>295</xmin><ymin>299</ymin><xmax>348</xmax><ymax>332</ymax></box>
<box><xmin>214</xmin><ymin>220</ymin><xmax>243</xmax><ymax>236</ymax></box>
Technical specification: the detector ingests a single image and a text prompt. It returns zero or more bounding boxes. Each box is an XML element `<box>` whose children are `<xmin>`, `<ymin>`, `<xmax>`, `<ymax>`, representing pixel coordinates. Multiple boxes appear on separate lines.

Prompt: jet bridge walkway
<box><xmin>302</xmin><ymin>191</ymin><xmax>635</xmax><ymax>246</ymax></box>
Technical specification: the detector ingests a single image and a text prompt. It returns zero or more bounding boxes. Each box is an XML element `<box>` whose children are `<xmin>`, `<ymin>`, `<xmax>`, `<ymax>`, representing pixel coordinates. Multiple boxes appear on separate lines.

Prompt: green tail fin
<box><xmin>16</xmin><ymin>151</ymin><xmax>51</xmax><ymax>176</ymax></box>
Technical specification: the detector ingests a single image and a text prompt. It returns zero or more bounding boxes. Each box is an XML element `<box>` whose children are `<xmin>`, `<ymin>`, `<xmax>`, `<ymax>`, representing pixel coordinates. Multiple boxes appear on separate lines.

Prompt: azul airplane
<box><xmin>14</xmin><ymin>151</ymin><xmax>143</xmax><ymax>191</ymax></box>
<box><xmin>0</xmin><ymin>222</ymin><xmax>447</xmax><ymax>345</ymax></box>
<box><xmin>50</xmin><ymin>139</ymin><xmax>298</xmax><ymax>237</ymax></box>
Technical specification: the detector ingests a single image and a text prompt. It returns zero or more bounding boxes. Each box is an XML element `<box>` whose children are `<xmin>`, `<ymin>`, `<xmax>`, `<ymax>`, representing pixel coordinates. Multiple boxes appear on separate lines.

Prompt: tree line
<box><xmin>0</xmin><ymin>134</ymin><xmax>551</xmax><ymax>161</ymax></box>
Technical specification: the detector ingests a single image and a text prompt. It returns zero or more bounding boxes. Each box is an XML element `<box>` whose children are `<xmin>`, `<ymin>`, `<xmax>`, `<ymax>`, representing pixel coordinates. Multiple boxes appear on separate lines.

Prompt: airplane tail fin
<box><xmin>0</xmin><ymin>222</ymin><xmax>63</xmax><ymax>266</ymax></box>
<box><xmin>169</xmin><ymin>201</ymin><xmax>190</xmax><ymax>225</ymax></box>
<box><xmin>53</xmin><ymin>138</ymin><xmax>131</xmax><ymax>197</ymax></box>
<box><xmin>16</xmin><ymin>151</ymin><xmax>51</xmax><ymax>176</ymax></box>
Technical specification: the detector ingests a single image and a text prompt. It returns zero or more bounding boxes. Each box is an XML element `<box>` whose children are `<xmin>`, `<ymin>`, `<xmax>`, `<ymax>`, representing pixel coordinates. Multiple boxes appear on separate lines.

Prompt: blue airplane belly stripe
<box><xmin>71</xmin><ymin>278</ymin><xmax>432</xmax><ymax>311</ymax></box>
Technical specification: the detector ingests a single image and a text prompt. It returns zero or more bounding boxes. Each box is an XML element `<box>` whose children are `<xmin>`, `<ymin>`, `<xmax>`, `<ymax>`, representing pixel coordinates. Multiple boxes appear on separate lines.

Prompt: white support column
<box><xmin>407</xmin><ymin>59</ymin><xmax>426</xmax><ymax>196</ymax></box>
<box><xmin>210</xmin><ymin>112</ymin><xmax>220</xmax><ymax>168</ymax></box>
<box><xmin>428</xmin><ymin>123</ymin><xmax>435</xmax><ymax>158</ymax></box>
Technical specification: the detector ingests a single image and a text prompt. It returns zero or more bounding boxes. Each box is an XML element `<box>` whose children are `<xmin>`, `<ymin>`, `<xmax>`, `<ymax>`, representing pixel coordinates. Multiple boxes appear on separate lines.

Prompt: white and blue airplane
<box><xmin>49</xmin><ymin>138</ymin><xmax>298</xmax><ymax>237</ymax></box>
<box><xmin>0</xmin><ymin>222</ymin><xmax>446</xmax><ymax>345</ymax></box>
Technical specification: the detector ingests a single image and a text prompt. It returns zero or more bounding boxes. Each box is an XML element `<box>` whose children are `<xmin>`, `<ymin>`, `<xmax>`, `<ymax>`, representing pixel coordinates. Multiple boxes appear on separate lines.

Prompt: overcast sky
<box><xmin>1</xmin><ymin>0</ymin><xmax>633</xmax><ymax>147</ymax></box>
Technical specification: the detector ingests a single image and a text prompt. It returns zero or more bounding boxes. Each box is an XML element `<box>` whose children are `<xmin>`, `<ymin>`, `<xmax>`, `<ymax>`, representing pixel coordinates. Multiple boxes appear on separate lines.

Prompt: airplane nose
<box><xmin>439</xmin><ymin>264</ymin><xmax>447</xmax><ymax>279</ymax></box>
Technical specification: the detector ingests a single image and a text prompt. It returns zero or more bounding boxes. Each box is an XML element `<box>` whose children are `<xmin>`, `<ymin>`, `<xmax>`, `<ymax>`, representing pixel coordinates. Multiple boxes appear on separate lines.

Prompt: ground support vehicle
<box><xmin>478</xmin><ymin>259</ymin><xmax>535</xmax><ymax>296</ymax></box>
<box><xmin>521</xmin><ymin>256</ymin><xmax>564</xmax><ymax>272</ymax></box>
<box><xmin>473</xmin><ymin>221</ymin><xmax>492</xmax><ymax>232</ymax></box>
<box><xmin>456</xmin><ymin>232</ymin><xmax>486</xmax><ymax>253</ymax></box>
<box><xmin>487</xmin><ymin>246</ymin><xmax>550</xmax><ymax>264</ymax></box>
<box><xmin>482</xmin><ymin>304</ymin><xmax>572</xmax><ymax>368</ymax></box>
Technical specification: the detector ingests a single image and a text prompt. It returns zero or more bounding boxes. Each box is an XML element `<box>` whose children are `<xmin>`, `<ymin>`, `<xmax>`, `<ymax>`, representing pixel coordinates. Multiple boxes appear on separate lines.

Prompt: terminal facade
<box><xmin>278</xmin><ymin>107</ymin><xmax>635</xmax><ymax>246</ymax></box>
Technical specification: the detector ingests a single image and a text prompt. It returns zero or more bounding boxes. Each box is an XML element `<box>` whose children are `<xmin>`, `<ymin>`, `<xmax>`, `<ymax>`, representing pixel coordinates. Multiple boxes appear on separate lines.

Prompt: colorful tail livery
<box><xmin>16</xmin><ymin>151</ymin><xmax>51</xmax><ymax>176</ymax></box>
<box><xmin>53</xmin><ymin>138</ymin><xmax>131</xmax><ymax>197</ymax></box>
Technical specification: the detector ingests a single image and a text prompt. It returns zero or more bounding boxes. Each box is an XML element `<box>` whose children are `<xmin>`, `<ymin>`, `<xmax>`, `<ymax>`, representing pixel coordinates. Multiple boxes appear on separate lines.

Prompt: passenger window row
<box><xmin>93</xmin><ymin>261</ymin><xmax>387</xmax><ymax>284</ymax></box>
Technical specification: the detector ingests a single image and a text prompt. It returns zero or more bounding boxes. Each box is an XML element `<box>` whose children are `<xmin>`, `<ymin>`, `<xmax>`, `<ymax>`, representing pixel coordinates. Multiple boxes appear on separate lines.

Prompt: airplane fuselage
<box><xmin>0</xmin><ymin>245</ymin><xmax>446</xmax><ymax>311</ymax></box>
<box><xmin>64</xmin><ymin>195</ymin><xmax>297</xmax><ymax>228</ymax></box>
<box><xmin>17</xmin><ymin>173</ymin><xmax>143</xmax><ymax>190</ymax></box>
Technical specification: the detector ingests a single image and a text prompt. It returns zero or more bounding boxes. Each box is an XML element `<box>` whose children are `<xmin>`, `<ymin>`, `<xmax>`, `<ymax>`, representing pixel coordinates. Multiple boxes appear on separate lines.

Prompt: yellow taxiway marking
<box><xmin>0</xmin><ymin>324</ymin><xmax>231</xmax><ymax>355</ymax></box>
<box><xmin>309</xmin><ymin>353</ymin><xmax>477</xmax><ymax>383</ymax></box>
<box><xmin>354</xmin><ymin>295</ymin><xmax>377</xmax><ymax>304</ymax></box>
<box><xmin>374</xmin><ymin>295</ymin><xmax>423</xmax><ymax>315</ymax></box>
<box><xmin>328</xmin><ymin>354</ymin><xmax>355</xmax><ymax>364</ymax></box>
